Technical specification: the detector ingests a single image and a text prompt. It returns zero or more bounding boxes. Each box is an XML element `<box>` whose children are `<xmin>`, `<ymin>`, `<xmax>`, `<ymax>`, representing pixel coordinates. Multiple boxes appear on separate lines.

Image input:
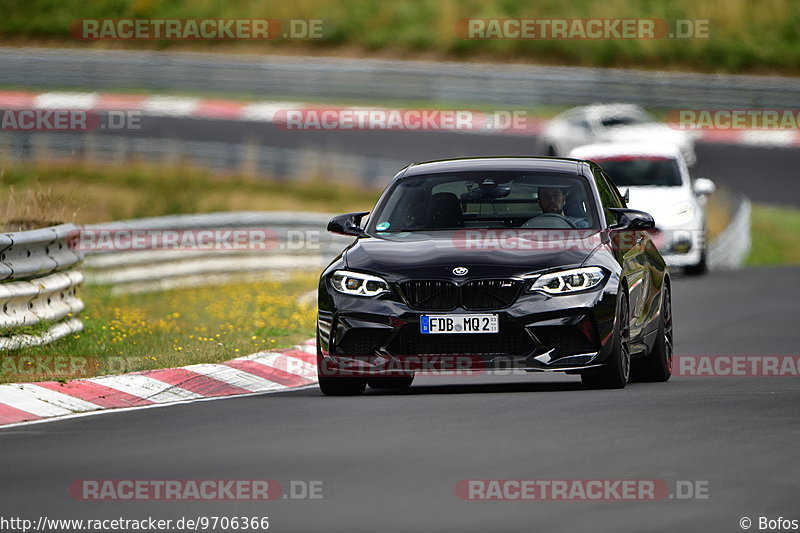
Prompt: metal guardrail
<box><xmin>708</xmin><ymin>196</ymin><xmax>752</xmax><ymax>270</ymax></box>
<box><xmin>0</xmin><ymin>271</ymin><xmax>84</xmax><ymax>329</ymax></box>
<box><xmin>1</xmin><ymin>223</ymin><xmax>82</xmax><ymax>280</ymax></box>
<box><xmin>0</xmin><ymin>224</ymin><xmax>85</xmax><ymax>350</ymax></box>
<box><xmin>0</xmin><ymin>212</ymin><xmax>353</xmax><ymax>348</ymax></box>
<box><xmin>1</xmin><ymin>47</ymin><xmax>799</xmax><ymax>108</ymax></box>
<box><xmin>82</xmin><ymin>212</ymin><xmax>353</xmax><ymax>291</ymax></box>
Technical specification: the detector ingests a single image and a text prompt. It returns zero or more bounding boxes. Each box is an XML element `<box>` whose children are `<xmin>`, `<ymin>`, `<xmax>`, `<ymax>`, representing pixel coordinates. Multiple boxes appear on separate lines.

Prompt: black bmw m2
<box><xmin>317</xmin><ymin>157</ymin><xmax>673</xmax><ymax>395</ymax></box>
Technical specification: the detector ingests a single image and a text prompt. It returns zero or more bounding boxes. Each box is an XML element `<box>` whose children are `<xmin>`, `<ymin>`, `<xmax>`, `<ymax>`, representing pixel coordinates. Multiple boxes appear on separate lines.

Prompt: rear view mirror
<box><xmin>693</xmin><ymin>178</ymin><xmax>716</xmax><ymax>196</ymax></box>
<box><xmin>327</xmin><ymin>212</ymin><xmax>369</xmax><ymax>236</ymax></box>
<box><xmin>608</xmin><ymin>208</ymin><xmax>655</xmax><ymax>230</ymax></box>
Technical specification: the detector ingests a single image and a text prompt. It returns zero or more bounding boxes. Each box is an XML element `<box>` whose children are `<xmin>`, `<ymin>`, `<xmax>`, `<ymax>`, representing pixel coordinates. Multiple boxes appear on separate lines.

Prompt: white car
<box><xmin>569</xmin><ymin>142</ymin><xmax>715</xmax><ymax>275</ymax></box>
<box><xmin>540</xmin><ymin>104</ymin><xmax>696</xmax><ymax>165</ymax></box>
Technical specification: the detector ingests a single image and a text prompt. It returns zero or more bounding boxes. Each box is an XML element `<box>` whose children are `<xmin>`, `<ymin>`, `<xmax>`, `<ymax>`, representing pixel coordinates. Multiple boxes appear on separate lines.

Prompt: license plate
<box><xmin>420</xmin><ymin>314</ymin><xmax>499</xmax><ymax>334</ymax></box>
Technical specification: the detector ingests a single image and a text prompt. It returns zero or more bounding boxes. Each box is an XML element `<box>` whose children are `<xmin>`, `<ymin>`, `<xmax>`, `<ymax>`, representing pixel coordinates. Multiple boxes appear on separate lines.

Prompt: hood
<box><xmin>344</xmin><ymin>230</ymin><xmax>604</xmax><ymax>279</ymax></box>
<box><xmin>624</xmin><ymin>186</ymin><xmax>697</xmax><ymax>228</ymax></box>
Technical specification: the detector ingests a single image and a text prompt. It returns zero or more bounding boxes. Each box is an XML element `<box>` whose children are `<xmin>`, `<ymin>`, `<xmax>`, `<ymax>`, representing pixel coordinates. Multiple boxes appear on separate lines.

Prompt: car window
<box><xmin>593</xmin><ymin>156</ymin><xmax>682</xmax><ymax>187</ymax></box>
<box><xmin>369</xmin><ymin>171</ymin><xmax>600</xmax><ymax>232</ymax></box>
<box><xmin>566</xmin><ymin>115</ymin><xmax>591</xmax><ymax>130</ymax></box>
<box><xmin>599</xmin><ymin>108</ymin><xmax>652</xmax><ymax>128</ymax></box>
<box><xmin>602</xmin><ymin>171</ymin><xmax>628</xmax><ymax>208</ymax></box>
<box><xmin>593</xmin><ymin>170</ymin><xmax>622</xmax><ymax>226</ymax></box>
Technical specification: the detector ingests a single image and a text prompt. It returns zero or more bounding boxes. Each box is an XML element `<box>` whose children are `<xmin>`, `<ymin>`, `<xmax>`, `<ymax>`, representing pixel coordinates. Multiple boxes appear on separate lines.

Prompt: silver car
<box><xmin>539</xmin><ymin>103</ymin><xmax>696</xmax><ymax>166</ymax></box>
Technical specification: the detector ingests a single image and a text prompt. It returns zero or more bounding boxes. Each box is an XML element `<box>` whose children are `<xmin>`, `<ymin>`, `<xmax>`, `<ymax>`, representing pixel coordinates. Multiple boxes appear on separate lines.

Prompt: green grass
<box><xmin>1</xmin><ymin>273</ymin><xmax>318</xmax><ymax>384</ymax></box>
<box><xmin>747</xmin><ymin>204</ymin><xmax>800</xmax><ymax>266</ymax></box>
<box><xmin>1</xmin><ymin>0</ymin><xmax>799</xmax><ymax>75</ymax></box>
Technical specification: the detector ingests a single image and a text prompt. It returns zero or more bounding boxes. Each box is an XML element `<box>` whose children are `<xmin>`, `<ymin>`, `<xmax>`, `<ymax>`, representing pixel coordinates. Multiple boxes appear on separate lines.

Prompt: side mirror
<box><xmin>327</xmin><ymin>212</ymin><xmax>369</xmax><ymax>237</ymax></box>
<box><xmin>693</xmin><ymin>177</ymin><xmax>716</xmax><ymax>196</ymax></box>
<box><xmin>608</xmin><ymin>208</ymin><xmax>655</xmax><ymax>230</ymax></box>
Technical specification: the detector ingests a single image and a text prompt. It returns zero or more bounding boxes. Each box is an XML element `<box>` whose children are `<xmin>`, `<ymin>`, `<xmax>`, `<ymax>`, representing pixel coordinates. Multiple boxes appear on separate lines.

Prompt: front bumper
<box><xmin>649</xmin><ymin>215</ymin><xmax>706</xmax><ymax>268</ymax></box>
<box><xmin>317</xmin><ymin>277</ymin><xmax>620</xmax><ymax>377</ymax></box>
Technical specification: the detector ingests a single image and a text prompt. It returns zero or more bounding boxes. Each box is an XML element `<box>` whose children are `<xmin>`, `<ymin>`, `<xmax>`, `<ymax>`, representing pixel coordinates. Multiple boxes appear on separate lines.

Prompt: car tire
<box><xmin>368</xmin><ymin>374</ymin><xmax>415</xmax><ymax>390</ymax></box>
<box><xmin>318</xmin><ymin>375</ymin><xmax>367</xmax><ymax>396</ymax></box>
<box><xmin>316</xmin><ymin>332</ymin><xmax>367</xmax><ymax>396</ymax></box>
<box><xmin>632</xmin><ymin>285</ymin><xmax>673</xmax><ymax>382</ymax></box>
<box><xmin>683</xmin><ymin>248</ymin><xmax>707</xmax><ymax>276</ymax></box>
<box><xmin>581</xmin><ymin>293</ymin><xmax>630</xmax><ymax>389</ymax></box>
<box><xmin>684</xmin><ymin>228</ymin><xmax>708</xmax><ymax>276</ymax></box>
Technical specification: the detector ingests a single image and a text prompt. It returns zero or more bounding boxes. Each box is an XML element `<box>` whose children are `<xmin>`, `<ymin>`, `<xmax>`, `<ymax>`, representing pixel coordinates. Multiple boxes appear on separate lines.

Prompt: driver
<box><xmin>536</xmin><ymin>186</ymin><xmax>589</xmax><ymax>228</ymax></box>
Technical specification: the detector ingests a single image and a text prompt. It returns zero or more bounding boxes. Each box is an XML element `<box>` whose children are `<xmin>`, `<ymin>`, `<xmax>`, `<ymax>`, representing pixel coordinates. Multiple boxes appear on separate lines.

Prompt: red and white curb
<box><xmin>0</xmin><ymin>340</ymin><xmax>318</xmax><ymax>428</ymax></box>
<box><xmin>0</xmin><ymin>90</ymin><xmax>543</xmax><ymax>135</ymax></box>
<box><xmin>2</xmin><ymin>89</ymin><xmax>800</xmax><ymax>146</ymax></box>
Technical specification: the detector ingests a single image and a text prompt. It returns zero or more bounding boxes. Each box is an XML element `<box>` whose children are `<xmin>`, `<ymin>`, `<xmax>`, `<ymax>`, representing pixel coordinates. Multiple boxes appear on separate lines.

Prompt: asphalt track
<box><xmin>119</xmin><ymin>115</ymin><xmax>800</xmax><ymax>205</ymax></box>
<box><xmin>1</xmin><ymin>266</ymin><xmax>798</xmax><ymax>533</ymax></box>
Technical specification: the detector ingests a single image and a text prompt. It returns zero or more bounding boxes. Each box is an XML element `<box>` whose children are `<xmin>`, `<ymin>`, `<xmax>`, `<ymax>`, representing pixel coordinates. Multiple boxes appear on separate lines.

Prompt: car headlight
<box><xmin>528</xmin><ymin>267</ymin><xmax>605</xmax><ymax>294</ymax></box>
<box><xmin>331</xmin><ymin>270</ymin><xmax>390</xmax><ymax>297</ymax></box>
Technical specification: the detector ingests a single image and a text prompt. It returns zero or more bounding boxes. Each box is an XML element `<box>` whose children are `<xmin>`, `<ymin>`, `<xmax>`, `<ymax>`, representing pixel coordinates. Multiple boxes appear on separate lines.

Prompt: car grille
<box><xmin>400</xmin><ymin>279</ymin><xmax>522</xmax><ymax>310</ymax></box>
<box><xmin>389</xmin><ymin>323</ymin><xmax>534</xmax><ymax>356</ymax></box>
<box><xmin>401</xmin><ymin>280</ymin><xmax>460</xmax><ymax>310</ymax></box>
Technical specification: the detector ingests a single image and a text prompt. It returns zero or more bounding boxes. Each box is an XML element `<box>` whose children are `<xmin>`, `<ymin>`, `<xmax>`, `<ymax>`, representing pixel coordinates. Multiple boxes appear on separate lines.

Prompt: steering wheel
<box><xmin>535</xmin><ymin>213</ymin><xmax>578</xmax><ymax>229</ymax></box>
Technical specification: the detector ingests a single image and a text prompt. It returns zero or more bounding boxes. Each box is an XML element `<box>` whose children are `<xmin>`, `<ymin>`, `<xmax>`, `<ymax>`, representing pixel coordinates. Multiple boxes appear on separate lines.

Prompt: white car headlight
<box><xmin>331</xmin><ymin>270</ymin><xmax>390</xmax><ymax>297</ymax></box>
<box><xmin>528</xmin><ymin>267</ymin><xmax>605</xmax><ymax>294</ymax></box>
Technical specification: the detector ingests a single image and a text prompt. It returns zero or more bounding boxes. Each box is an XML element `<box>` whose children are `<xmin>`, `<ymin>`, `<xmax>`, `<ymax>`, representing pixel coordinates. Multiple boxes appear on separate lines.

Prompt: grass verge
<box><xmin>0</xmin><ymin>162</ymin><xmax>382</xmax><ymax>228</ymax></box>
<box><xmin>0</xmin><ymin>273</ymin><xmax>318</xmax><ymax>384</ymax></box>
<box><xmin>747</xmin><ymin>204</ymin><xmax>800</xmax><ymax>266</ymax></box>
<box><xmin>1</xmin><ymin>0</ymin><xmax>799</xmax><ymax>75</ymax></box>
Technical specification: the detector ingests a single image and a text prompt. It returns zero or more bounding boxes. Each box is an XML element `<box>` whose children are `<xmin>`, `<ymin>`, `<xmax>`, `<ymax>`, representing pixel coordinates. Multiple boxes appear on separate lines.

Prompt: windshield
<box><xmin>369</xmin><ymin>171</ymin><xmax>599</xmax><ymax>232</ymax></box>
<box><xmin>592</xmin><ymin>156</ymin><xmax>683</xmax><ymax>187</ymax></box>
<box><xmin>598</xmin><ymin>108</ymin><xmax>653</xmax><ymax>128</ymax></box>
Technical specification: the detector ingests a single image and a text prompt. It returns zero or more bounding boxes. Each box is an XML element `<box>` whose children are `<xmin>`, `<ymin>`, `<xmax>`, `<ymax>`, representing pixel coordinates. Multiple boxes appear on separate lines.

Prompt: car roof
<box><xmin>400</xmin><ymin>157</ymin><xmax>587</xmax><ymax>179</ymax></box>
<box><xmin>558</xmin><ymin>103</ymin><xmax>648</xmax><ymax>119</ymax></box>
<box><xmin>569</xmin><ymin>142</ymin><xmax>683</xmax><ymax>161</ymax></box>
